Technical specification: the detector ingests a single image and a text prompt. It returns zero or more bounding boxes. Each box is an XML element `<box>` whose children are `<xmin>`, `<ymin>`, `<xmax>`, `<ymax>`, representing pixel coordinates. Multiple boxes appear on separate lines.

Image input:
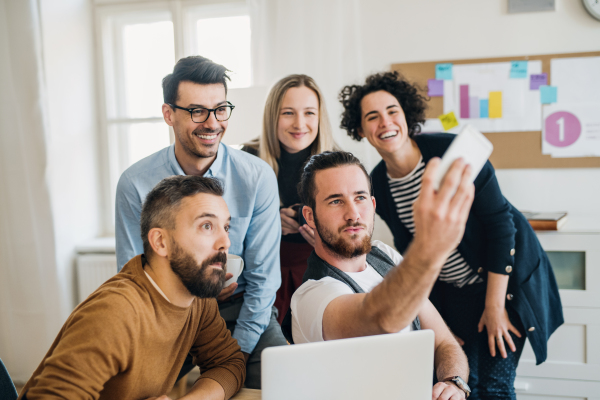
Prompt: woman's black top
<box><xmin>241</xmin><ymin>144</ymin><xmax>312</xmax><ymax>243</ymax></box>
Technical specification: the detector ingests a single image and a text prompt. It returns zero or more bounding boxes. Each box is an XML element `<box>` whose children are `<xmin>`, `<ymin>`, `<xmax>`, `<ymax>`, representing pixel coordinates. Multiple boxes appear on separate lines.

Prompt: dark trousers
<box><xmin>430</xmin><ymin>280</ymin><xmax>526</xmax><ymax>400</ymax></box>
<box><xmin>177</xmin><ymin>296</ymin><xmax>287</xmax><ymax>389</ymax></box>
<box><xmin>274</xmin><ymin>241</ymin><xmax>313</xmax><ymax>324</ymax></box>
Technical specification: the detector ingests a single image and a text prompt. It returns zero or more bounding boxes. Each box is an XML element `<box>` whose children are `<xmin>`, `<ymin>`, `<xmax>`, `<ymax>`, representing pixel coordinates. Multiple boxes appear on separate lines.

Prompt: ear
<box><xmin>303</xmin><ymin>206</ymin><xmax>316</xmax><ymax>230</ymax></box>
<box><xmin>148</xmin><ymin>228</ymin><xmax>170</xmax><ymax>258</ymax></box>
<box><xmin>162</xmin><ymin>103</ymin><xmax>175</xmax><ymax>127</ymax></box>
<box><xmin>371</xmin><ymin>196</ymin><xmax>376</xmax><ymax>209</ymax></box>
<box><xmin>357</xmin><ymin>126</ymin><xmax>365</xmax><ymax>139</ymax></box>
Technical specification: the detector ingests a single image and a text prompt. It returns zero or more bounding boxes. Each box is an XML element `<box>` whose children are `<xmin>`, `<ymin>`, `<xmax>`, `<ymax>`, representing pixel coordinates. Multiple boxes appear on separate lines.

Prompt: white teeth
<box><xmin>196</xmin><ymin>134</ymin><xmax>217</xmax><ymax>140</ymax></box>
<box><xmin>380</xmin><ymin>131</ymin><xmax>398</xmax><ymax>139</ymax></box>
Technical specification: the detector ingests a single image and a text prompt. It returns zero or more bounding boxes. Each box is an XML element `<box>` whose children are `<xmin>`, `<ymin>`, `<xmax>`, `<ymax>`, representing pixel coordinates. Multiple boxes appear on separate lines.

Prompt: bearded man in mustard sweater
<box><xmin>19</xmin><ymin>176</ymin><xmax>246</xmax><ymax>400</ymax></box>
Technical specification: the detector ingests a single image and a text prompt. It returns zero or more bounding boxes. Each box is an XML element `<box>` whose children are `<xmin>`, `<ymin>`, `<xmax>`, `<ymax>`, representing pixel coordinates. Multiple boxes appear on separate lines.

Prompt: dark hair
<box><xmin>162</xmin><ymin>56</ymin><xmax>231</xmax><ymax>105</ymax></box>
<box><xmin>140</xmin><ymin>175</ymin><xmax>224</xmax><ymax>257</ymax></box>
<box><xmin>339</xmin><ymin>71</ymin><xmax>428</xmax><ymax>141</ymax></box>
<box><xmin>298</xmin><ymin>151</ymin><xmax>371</xmax><ymax>210</ymax></box>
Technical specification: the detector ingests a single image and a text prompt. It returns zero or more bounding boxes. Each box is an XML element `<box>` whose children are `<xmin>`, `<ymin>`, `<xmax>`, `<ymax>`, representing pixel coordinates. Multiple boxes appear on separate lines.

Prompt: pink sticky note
<box><xmin>460</xmin><ymin>85</ymin><xmax>469</xmax><ymax>119</ymax></box>
<box><xmin>530</xmin><ymin>73</ymin><xmax>548</xmax><ymax>90</ymax></box>
<box><xmin>428</xmin><ymin>79</ymin><xmax>444</xmax><ymax>97</ymax></box>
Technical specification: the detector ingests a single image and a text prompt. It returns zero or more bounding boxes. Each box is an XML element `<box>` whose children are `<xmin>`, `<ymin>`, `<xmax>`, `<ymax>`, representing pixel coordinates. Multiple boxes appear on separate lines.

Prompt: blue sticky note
<box><xmin>539</xmin><ymin>85</ymin><xmax>557</xmax><ymax>104</ymax></box>
<box><xmin>509</xmin><ymin>61</ymin><xmax>528</xmax><ymax>79</ymax></box>
<box><xmin>436</xmin><ymin>63</ymin><xmax>453</xmax><ymax>80</ymax></box>
<box><xmin>480</xmin><ymin>99</ymin><xmax>489</xmax><ymax>118</ymax></box>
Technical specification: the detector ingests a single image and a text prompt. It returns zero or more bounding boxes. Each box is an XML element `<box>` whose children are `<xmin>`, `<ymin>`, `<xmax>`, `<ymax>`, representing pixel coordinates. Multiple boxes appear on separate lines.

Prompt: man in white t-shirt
<box><xmin>290</xmin><ymin>151</ymin><xmax>473</xmax><ymax>400</ymax></box>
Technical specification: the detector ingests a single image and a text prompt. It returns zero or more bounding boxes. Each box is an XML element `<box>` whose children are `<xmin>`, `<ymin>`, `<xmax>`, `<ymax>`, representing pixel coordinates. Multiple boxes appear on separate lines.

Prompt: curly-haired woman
<box><xmin>339</xmin><ymin>71</ymin><xmax>563</xmax><ymax>400</ymax></box>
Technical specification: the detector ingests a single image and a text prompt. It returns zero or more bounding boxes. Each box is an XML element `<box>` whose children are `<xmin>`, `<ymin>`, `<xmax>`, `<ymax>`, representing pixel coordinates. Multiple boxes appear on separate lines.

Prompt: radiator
<box><xmin>76</xmin><ymin>254</ymin><xmax>118</xmax><ymax>303</ymax></box>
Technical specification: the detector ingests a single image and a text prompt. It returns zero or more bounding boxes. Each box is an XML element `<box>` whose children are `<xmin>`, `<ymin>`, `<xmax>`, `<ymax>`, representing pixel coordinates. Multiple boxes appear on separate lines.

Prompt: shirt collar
<box><xmin>167</xmin><ymin>142</ymin><xmax>226</xmax><ymax>178</ymax></box>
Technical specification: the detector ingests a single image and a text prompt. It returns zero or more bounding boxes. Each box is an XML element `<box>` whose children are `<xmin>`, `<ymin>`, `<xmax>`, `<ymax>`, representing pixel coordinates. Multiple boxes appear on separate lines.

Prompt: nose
<box><xmin>293</xmin><ymin>113</ymin><xmax>306</xmax><ymax>130</ymax></box>
<box><xmin>204</xmin><ymin>111</ymin><xmax>221</xmax><ymax>130</ymax></box>
<box><xmin>343</xmin><ymin>201</ymin><xmax>361</xmax><ymax>223</ymax></box>
<box><xmin>216</xmin><ymin>227</ymin><xmax>231</xmax><ymax>252</ymax></box>
<box><xmin>379</xmin><ymin>113</ymin><xmax>392</xmax><ymax>128</ymax></box>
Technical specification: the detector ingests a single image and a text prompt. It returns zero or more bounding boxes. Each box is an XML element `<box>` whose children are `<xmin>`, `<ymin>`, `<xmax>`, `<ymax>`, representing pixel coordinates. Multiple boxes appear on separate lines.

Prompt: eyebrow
<box><xmin>322</xmin><ymin>190</ymin><xmax>369</xmax><ymax>202</ymax></box>
<box><xmin>281</xmin><ymin>106</ymin><xmax>318</xmax><ymax>110</ymax></box>
<box><xmin>363</xmin><ymin>104</ymin><xmax>399</xmax><ymax>119</ymax></box>
<box><xmin>187</xmin><ymin>100</ymin><xmax>228</xmax><ymax>108</ymax></box>
<box><xmin>194</xmin><ymin>213</ymin><xmax>232</xmax><ymax>222</ymax></box>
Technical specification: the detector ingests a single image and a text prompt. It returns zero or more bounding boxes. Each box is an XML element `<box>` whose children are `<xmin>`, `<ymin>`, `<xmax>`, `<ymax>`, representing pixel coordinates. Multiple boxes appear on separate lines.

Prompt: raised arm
<box><xmin>322</xmin><ymin>158</ymin><xmax>474</xmax><ymax>340</ymax></box>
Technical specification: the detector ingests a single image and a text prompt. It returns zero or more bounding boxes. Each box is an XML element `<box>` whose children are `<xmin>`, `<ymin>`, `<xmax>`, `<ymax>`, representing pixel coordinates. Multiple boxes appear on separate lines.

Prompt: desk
<box><xmin>231</xmin><ymin>388</ymin><xmax>261</xmax><ymax>400</ymax></box>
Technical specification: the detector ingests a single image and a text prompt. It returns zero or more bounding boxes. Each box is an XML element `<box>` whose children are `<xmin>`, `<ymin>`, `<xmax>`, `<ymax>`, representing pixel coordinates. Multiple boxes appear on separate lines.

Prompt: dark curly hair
<box><xmin>339</xmin><ymin>71</ymin><xmax>428</xmax><ymax>141</ymax></box>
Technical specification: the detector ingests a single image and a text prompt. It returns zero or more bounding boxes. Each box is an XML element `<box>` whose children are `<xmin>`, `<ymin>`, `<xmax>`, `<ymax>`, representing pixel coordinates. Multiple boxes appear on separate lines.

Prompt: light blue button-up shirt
<box><xmin>115</xmin><ymin>142</ymin><xmax>282</xmax><ymax>353</ymax></box>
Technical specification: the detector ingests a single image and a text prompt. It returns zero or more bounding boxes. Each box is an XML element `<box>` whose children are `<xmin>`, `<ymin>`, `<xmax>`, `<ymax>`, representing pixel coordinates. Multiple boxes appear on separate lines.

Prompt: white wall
<box><xmin>354</xmin><ymin>0</ymin><xmax>600</xmax><ymax>241</ymax></box>
<box><xmin>40</xmin><ymin>0</ymin><xmax>102</xmax><ymax>316</ymax></box>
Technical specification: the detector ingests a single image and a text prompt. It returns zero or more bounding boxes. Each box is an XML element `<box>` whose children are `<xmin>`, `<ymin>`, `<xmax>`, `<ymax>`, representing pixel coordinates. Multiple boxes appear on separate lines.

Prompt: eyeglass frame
<box><xmin>167</xmin><ymin>101</ymin><xmax>235</xmax><ymax>123</ymax></box>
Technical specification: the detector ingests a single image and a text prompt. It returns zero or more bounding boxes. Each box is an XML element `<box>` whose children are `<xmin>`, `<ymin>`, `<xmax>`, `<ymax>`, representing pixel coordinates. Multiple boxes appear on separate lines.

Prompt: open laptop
<box><xmin>262</xmin><ymin>329</ymin><xmax>434</xmax><ymax>400</ymax></box>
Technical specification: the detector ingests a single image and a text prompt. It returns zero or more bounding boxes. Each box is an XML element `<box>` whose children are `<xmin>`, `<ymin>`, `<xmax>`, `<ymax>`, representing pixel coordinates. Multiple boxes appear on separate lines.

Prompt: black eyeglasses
<box><xmin>168</xmin><ymin>102</ymin><xmax>235</xmax><ymax>123</ymax></box>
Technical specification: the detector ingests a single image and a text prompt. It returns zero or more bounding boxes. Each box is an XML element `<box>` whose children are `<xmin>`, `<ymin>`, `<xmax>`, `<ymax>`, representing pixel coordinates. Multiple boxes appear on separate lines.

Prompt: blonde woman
<box><xmin>243</xmin><ymin>74</ymin><xmax>337</xmax><ymax>323</ymax></box>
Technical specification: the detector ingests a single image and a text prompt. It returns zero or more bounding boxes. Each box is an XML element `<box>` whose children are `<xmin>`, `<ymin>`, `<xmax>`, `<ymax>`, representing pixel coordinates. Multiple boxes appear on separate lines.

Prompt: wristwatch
<box><xmin>443</xmin><ymin>376</ymin><xmax>471</xmax><ymax>398</ymax></box>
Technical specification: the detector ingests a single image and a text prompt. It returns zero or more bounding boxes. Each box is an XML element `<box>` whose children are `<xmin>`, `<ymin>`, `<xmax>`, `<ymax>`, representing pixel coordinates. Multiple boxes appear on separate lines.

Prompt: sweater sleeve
<box><xmin>191</xmin><ymin>299</ymin><xmax>246</xmax><ymax>399</ymax></box>
<box><xmin>24</xmin><ymin>292</ymin><xmax>138</xmax><ymax>400</ymax></box>
<box><xmin>470</xmin><ymin>160</ymin><xmax>516</xmax><ymax>275</ymax></box>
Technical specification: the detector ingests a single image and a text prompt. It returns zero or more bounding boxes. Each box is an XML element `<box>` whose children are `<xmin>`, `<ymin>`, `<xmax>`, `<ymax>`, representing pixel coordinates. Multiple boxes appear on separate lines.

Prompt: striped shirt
<box><xmin>388</xmin><ymin>158</ymin><xmax>482</xmax><ymax>287</ymax></box>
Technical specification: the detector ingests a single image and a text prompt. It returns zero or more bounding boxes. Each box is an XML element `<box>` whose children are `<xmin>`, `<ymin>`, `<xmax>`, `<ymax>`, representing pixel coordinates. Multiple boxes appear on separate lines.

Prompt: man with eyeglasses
<box><xmin>115</xmin><ymin>55</ymin><xmax>287</xmax><ymax>389</ymax></box>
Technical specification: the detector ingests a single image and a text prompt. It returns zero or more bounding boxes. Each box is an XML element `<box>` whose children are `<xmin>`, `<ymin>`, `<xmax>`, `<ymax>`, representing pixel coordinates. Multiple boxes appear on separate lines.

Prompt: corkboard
<box><xmin>391</xmin><ymin>52</ymin><xmax>600</xmax><ymax>169</ymax></box>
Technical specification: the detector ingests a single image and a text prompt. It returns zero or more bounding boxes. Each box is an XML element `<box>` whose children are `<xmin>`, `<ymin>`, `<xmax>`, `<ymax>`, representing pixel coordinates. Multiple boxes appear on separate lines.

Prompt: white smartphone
<box><xmin>433</xmin><ymin>124</ymin><xmax>494</xmax><ymax>191</ymax></box>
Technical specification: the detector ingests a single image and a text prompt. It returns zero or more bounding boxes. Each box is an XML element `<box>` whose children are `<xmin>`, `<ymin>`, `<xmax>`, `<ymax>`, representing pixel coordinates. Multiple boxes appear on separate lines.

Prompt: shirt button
<box><xmin>528</xmin><ymin>327</ymin><xmax>535</xmax><ymax>332</ymax></box>
<box><xmin>477</xmin><ymin>267</ymin><xmax>483</xmax><ymax>273</ymax></box>
<box><xmin>506</xmin><ymin>293</ymin><xmax>513</xmax><ymax>301</ymax></box>
<box><xmin>505</xmin><ymin>265</ymin><xmax>513</xmax><ymax>273</ymax></box>
<box><xmin>510</xmin><ymin>248</ymin><xmax>516</xmax><ymax>256</ymax></box>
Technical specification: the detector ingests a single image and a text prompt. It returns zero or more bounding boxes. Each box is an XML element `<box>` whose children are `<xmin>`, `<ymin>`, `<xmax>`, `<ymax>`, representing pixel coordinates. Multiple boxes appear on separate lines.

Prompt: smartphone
<box><xmin>291</xmin><ymin>204</ymin><xmax>308</xmax><ymax>227</ymax></box>
<box><xmin>433</xmin><ymin>124</ymin><xmax>494</xmax><ymax>191</ymax></box>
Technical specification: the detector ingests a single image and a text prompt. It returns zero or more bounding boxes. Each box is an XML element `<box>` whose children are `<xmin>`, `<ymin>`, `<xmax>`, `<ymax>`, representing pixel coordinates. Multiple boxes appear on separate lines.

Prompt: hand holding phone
<box><xmin>433</xmin><ymin>125</ymin><xmax>493</xmax><ymax>191</ymax></box>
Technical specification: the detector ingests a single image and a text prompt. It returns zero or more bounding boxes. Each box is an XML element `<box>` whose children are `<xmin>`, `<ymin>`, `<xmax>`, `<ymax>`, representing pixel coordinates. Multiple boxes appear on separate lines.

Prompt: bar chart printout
<box><xmin>460</xmin><ymin>85</ymin><xmax>469</xmax><ymax>118</ymax></box>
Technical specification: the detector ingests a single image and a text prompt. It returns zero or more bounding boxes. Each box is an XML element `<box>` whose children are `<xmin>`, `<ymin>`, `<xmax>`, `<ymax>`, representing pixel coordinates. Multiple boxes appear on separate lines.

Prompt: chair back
<box><xmin>0</xmin><ymin>358</ymin><xmax>18</xmax><ymax>400</ymax></box>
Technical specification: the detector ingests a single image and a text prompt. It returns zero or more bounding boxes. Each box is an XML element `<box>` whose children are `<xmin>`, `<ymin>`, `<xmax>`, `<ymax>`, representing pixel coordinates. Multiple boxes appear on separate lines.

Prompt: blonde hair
<box><xmin>246</xmin><ymin>74</ymin><xmax>337</xmax><ymax>176</ymax></box>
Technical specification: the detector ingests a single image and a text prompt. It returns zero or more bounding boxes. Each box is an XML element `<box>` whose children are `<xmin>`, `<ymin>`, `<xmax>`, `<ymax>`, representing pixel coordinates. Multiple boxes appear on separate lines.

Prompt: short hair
<box><xmin>162</xmin><ymin>56</ymin><xmax>231</xmax><ymax>105</ymax></box>
<box><xmin>298</xmin><ymin>151</ymin><xmax>371</xmax><ymax>210</ymax></box>
<box><xmin>140</xmin><ymin>175</ymin><xmax>224</xmax><ymax>257</ymax></box>
<box><xmin>339</xmin><ymin>71</ymin><xmax>428</xmax><ymax>141</ymax></box>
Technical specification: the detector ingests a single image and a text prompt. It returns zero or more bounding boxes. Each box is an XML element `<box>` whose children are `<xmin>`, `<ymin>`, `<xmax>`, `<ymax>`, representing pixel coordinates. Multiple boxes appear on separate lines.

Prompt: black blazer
<box><xmin>371</xmin><ymin>133</ymin><xmax>563</xmax><ymax>364</ymax></box>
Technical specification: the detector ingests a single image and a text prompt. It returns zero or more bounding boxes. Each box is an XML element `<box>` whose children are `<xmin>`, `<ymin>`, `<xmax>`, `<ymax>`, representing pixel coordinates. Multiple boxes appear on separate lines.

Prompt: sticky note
<box><xmin>489</xmin><ymin>91</ymin><xmax>502</xmax><ymax>118</ymax></box>
<box><xmin>469</xmin><ymin>97</ymin><xmax>479</xmax><ymax>119</ymax></box>
<box><xmin>480</xmin><ymin>99</ymin><xmax>489</xmax><ymax>118</ymax></box>
<box><xmin>509</xmin><ymin>61</ymin><xmax>528</xmax><ymax>78</ymax></box>
<box><xmin>428</xmin><ymin>79</ymin><xmax>444</xmax><ymax>97</ymax></box>
<box><xmin>438</xmin><ymin>111</ymin><xmax>459</xmax><ymax>131</ymax></box>
<box><xmin>540</xmin><ymin>85</ymin><xmax>557</xmax><ymax>104</ymax></box>
<box><xmin>460</xmin><ymin>85</ymin><xmax>469</xmax><ymax>118</ymax></box>
<box><xmin>530</xmin><ymin>73</ymin><xmax>547</xmax><ymax>90</ymax></box>
<box><xmin>436</xmin><ymin>63</ymin><xmax>453</xmax><ymax>80</ymax></box>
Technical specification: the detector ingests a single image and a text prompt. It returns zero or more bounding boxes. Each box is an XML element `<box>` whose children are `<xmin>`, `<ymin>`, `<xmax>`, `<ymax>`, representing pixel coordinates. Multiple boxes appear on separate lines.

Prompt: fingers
<box><xmin>508</xmin><ymin>322</ymin><xmax>522</xmax><ymax>338</ymax></box>
<box><xmin>453</xmin><ymin>334</ymin><xmax>465</xmax><ymax>346</ymax></box>
<box><xmin>432</xmin><ymin>382</ymin><xmax>445</xmax><ymax>399</ymax></box>
<box><xmin>448</xmin><ymin>164</ymin><xmax>474</xmax><ymax>222</ymax></box>
<box><xmin>436</xmin><ymin>158</ymin><xmax>467</xmax><ymax>205</ymax></box>
<box><xmin>299</xmin><ymin>225</ymin><xmax>316</xmax><ymax>247</ymax></box>
<box><xmin>488</xmin><ymin>332</ymin><xmax>496</xmax><ymax>357</ymax></box>
<box><xmin>281</xmin><ymin>211</ymin><xmax>300</xmax><ymax>235</ymax></box>
<box><xmin>432</xmin><ymin>382</ymin><xmax>465</xmax><ymax>400</ymax></box>
<box><xmin>477</xmin><ymin>318</ymin><xmax>484</xmax><ymax>333</ymax></box>
<box><xmin>217</xmin><ymin>282</ymin><xmax>237</xmax><ymax>302</ymax></box>
<box><xmin>280</xmin><ymin>207</ymin><xmax>297</xmax><ymax>218</ymax></box>
<box><xmin>420</xmin><ymin>157</ymin><xmax>441</xmax><ymax>203</ymax></box>
<box><xmin>504</xmin><ymin>328</ymin><xmax>517</xmax><ymax>353</ymax></box>
<box><xmin>497</xmin><ymin>335</ymin><xmax>508</xmax><ymax>358</ymax></box>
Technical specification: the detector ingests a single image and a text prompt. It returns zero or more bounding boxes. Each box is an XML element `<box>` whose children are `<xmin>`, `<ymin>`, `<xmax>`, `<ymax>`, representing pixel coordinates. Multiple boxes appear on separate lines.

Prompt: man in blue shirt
<box><xmin>115</xmin><ymin>55</ymin><xmax>286</xmax><ymax>389</ymax></box>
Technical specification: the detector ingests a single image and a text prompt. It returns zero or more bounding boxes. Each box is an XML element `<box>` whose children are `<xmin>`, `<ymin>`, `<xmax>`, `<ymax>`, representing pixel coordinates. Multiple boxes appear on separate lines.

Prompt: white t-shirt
<box><xmin>291</xmin><ymin>240</ymin><xmax>412</xmax><ymax>344</ymax></box>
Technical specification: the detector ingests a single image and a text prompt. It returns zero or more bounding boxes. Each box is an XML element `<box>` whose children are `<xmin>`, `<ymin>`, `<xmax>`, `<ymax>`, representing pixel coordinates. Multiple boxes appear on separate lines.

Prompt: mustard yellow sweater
<box><xmin>19</xmin><ymin>255</ymin><xmax>245</xmax><ymax>400</ymax></box>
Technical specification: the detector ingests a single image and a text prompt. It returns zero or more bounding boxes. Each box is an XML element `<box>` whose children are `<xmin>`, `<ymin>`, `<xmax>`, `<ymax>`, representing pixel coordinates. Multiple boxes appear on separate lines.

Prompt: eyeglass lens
<box><xmin>191</xmin><ymin>106</ymin><xmax>233</xmax><ymax>123</ymax></box>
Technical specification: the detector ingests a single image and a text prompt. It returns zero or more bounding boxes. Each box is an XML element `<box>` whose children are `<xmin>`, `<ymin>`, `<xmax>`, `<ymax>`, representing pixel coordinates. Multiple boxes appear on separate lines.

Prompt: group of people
<box><xmin>18</xmin><ymin>56</ymin><xmax>563</xmax><ymax>400</ymax></box>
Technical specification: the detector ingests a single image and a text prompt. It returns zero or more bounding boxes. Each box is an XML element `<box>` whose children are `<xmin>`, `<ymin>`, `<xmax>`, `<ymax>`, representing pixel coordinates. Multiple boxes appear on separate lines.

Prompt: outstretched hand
<box><xmin>412</xmin><ymin>158</ymin><xmax>474</xmax><ymax>265</ymax></box>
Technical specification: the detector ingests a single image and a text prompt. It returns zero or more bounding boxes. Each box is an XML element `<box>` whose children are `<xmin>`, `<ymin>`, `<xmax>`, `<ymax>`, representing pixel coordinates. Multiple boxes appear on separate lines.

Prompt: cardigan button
<box><xmin>506</xmin><ymin>293</ymin><xmax>513</xmax><ymax>301</ymax></box>
<box><xmin>510</xmin><ymin>248</ymin><xmax>516</xmax><ymax>256</ymax></box>
<box><xmin>505</xmin><ymin>265</ymin><xmax>513</xmax><ymax>273</ymax></box>
<box><xmin>477</xmin><ymin>267</ymin><xmax>483</xmax><ymax>273</ymax></box>
<box><xmin>528</xmin><ymin>327</ymin><xmax>535</xmax><ymax>332</ymax></box>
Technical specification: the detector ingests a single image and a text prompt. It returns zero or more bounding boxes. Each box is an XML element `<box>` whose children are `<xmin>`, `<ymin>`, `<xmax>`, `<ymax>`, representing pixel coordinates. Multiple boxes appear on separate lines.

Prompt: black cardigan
<box><xmin>371</xmin><ymin>133</ymin><xmax>563</xmax><ymax>365</ymax></box>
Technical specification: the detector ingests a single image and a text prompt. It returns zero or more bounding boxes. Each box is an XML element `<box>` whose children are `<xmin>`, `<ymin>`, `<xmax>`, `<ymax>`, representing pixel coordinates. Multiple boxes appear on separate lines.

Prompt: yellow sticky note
<box><xmin>489</xmin><ymin>91</ymin><xmax>502</xmax><ymax>119</ymax></box>
<box><xmin>438</xmin><ymin>111</ymin><xmax>459</xmax><ymax>131</ymax></box>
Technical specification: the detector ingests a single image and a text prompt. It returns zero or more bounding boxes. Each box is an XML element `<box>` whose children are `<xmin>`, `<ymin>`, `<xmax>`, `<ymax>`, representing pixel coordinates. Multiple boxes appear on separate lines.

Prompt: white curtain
<box><xmin>249</xmin><ymin>0</ymin><xmax>377</xmax><ymax>167</ymax></box>
<box><xmin>0</xmin><ymin>0</ymin><xmax>62</xmax><ymax>383</ymax></box>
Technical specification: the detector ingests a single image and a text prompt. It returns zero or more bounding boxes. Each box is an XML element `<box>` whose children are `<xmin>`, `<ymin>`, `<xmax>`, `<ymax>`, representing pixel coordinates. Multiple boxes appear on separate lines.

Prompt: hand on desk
<box><xmin>433</xmin><ymin>381</ymin><xmax>466</xmax><ymax>400</ymax></box>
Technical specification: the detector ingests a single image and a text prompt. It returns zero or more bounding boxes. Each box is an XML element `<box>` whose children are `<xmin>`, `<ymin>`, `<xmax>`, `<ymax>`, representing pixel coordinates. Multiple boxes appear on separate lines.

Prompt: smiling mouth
<box><xmin>194</xmin><ymin>132</ymin><xmax>219</xmax><ymax>140</ymax></box>
<box><xmin>290</xmin><ymin>132</ymin><xmax>307</xmax><ymax>138</ymax></box>
<box><xmin>379</xmin><ymin>131</ymin><xmax>398</xmax><ymax>140</ymax></box>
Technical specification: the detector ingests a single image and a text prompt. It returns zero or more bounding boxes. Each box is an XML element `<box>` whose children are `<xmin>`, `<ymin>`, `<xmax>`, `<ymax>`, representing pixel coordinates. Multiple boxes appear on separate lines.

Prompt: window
<box><xmin>95</xmin><ymin>1</ymin><xmax>252</xmax><ymax>232</ymax></box>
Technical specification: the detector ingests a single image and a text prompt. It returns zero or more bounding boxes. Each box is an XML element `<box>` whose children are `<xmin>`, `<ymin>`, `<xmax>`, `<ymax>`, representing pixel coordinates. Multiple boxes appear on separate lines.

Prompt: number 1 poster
<box><xmin>542</xmin><ymin>103</ymin><xmax>600</xmax><ymax>157</ymax></box>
